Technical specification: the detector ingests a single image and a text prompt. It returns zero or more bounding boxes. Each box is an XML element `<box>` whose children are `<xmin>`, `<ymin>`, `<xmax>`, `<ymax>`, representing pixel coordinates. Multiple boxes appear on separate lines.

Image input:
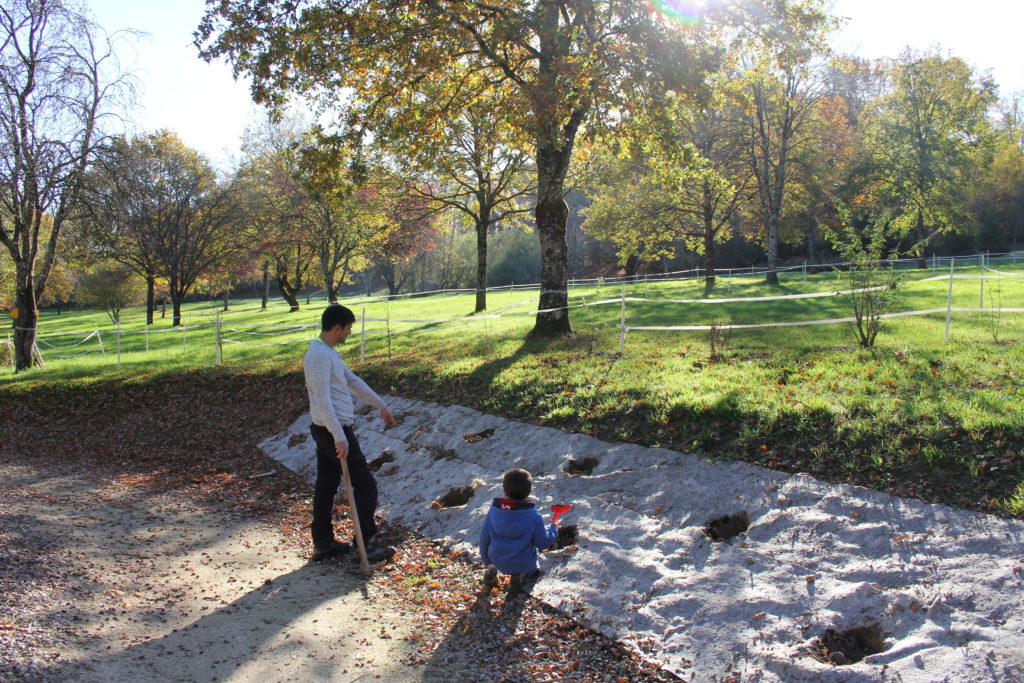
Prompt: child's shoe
<box><xmin>507</xmin><ymin>569</ymin><xmax>541</xmax><ymax>594</ymax></box>
<box><xmin>482</xmin><ymin>566</ymin><xmax>498</xmax><ymax>589</ymax></box>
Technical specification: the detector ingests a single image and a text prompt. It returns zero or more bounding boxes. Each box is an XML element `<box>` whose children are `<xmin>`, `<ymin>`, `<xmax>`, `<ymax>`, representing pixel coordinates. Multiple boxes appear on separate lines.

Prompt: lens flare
<box><xmin>650</xmin><ymin>0</ymin><xmax>707</xmax><ymax>27</ymax></box>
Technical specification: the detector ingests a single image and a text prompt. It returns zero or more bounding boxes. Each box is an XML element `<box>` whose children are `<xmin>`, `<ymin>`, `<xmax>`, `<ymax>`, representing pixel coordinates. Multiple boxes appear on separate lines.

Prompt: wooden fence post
<box><xmin>619</xmin><ymin>283</ymin><xmax>627</xmax><ymax>355</ymax></box>
<box><xmin>945</xmin><ymin>257</ymin><xmax>955</xmax><ymax>340</ymax></box>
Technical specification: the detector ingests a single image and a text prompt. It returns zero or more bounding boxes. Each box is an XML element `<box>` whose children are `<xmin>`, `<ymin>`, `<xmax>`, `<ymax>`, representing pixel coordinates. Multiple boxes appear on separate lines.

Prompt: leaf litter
<box><xmin>0</xmin><ymin>366</ymin><xmax>678</xmax><ymax>682</ymax></box>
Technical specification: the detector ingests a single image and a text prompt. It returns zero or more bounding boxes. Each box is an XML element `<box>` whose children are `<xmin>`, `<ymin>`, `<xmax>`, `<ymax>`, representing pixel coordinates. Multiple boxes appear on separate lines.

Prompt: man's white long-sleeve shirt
<box><xmin>303</xmin><ymin>338</ymin><xmax>387</xmax><ymax>444</ymax></box>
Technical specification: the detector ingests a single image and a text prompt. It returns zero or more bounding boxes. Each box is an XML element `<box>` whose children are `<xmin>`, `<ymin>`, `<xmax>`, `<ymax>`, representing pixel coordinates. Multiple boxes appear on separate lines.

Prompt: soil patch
<box><xmin>563</xmin><ymin>457</ymin><xmax>599</xmax><ymax>476</ymax></box>
<box><xmin>432</xmin><ymin>485</ymin><xmax>475</xmax><ymax>509</ymax></box>
<box><xmin>463</xmin><ymin>427</ymin><xmax>495</xmax><ymax>442</ymax></box>
<box><xmin>369</xmin><ymin>450</ymin><xmax>396</xmax><ymax>471</ymax></box>
<box><xmin>703</xmin><ymin>511</ymin><xmax>750</xmax><ymax>542</ymax></box>
<box><xmin>550</xmin><ymin>524</ymin><xmax>579</xmax><ymax>550</ymax></box>
<box><xmin>806</xmin><ymin>624</ymin><xmax>887</xmax><ymax>665</ymax></box>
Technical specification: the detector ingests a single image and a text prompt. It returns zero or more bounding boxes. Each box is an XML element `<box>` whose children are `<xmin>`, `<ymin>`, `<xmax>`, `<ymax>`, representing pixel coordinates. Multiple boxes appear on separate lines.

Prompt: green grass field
<box><xmin>5</xmin><ymin>256</ymin><xmax>1024</xmax><ymax>516</ymax></box>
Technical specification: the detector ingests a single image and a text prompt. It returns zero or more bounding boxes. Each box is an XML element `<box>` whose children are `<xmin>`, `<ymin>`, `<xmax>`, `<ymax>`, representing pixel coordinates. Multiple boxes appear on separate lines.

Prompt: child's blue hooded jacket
<box><xmin>479</xmin><ymin>498</ymin><xmax>558</xmax><ymax>574</ymax></box>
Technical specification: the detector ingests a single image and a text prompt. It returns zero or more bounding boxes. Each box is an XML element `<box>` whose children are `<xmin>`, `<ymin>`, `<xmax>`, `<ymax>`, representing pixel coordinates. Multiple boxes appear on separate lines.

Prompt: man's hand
<box><xmin>380</xmin><ymin>407</ymin><xmax>398</xmax><ymax>429</ymax></box>
<box><xmin>335</xmin><ymin>440</ymin><xmax>349</xmax><ymax>460</ymax></box>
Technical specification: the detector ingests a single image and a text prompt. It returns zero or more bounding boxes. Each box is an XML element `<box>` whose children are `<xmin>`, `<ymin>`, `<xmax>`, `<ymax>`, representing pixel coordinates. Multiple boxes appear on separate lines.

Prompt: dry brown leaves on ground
<box><xmin>1</xmin><ymin>366</ymin><xmax>680</xmax><ymax>682</ymax></box>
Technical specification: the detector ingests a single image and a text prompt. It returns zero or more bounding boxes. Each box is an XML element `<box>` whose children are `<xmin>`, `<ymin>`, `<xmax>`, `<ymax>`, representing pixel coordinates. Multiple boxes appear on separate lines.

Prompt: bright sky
<box><xmin>830</xmin><ymin>0</ymin><xmax>1024</xmax><ymax>95</ymax></box>
<box><xmin>86</xmin><ymin>0</ymin><xmax>258</xmax><ymax>170</ymax></box>
<box><xmin>85</xmin><ymin>0</ymin><xmax>1024</xmax><ymax>170</ymax></box>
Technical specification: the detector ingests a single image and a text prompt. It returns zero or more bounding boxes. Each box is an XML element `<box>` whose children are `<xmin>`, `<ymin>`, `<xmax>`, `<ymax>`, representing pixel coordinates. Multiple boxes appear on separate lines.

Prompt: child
<box><xmin>479</xmin><ymin>468</ymin><xmax>559</xmax><ymax>592</ymax></box>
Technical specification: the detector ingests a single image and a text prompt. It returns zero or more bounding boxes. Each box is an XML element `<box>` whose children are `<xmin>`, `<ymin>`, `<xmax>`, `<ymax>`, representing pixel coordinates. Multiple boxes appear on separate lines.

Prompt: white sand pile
<box><xmin>259</xmin><ymin>396</ymin><xmax>1024</xmax><ymax>681</ymax></box>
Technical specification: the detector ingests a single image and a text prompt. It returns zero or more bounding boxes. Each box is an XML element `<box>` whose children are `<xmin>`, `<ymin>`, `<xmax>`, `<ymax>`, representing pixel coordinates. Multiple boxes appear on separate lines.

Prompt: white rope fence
<box><xmin>15</xmin><ymin>250</ymin><xmax>1024</xmax><ymax>367</ymax></box>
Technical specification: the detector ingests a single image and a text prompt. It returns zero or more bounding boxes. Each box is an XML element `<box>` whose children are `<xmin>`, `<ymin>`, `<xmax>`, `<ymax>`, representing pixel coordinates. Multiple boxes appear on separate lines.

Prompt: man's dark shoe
<box><xmin>311</xmin><ymin>540</ymin><xmax>352</xmax><ymax>561</ymax></box>
<box><xmin>364</xmin><ymin>541</ymin><xmax>396</xmax><ymax>563</ymax></box>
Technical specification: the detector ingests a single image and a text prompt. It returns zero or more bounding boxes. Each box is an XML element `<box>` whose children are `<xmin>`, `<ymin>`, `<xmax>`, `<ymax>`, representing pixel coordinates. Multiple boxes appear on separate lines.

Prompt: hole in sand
<box><xmin>703</xmin><ymin>511</ymin><xmax>749</xmax><ymax>542</ymax></box>
<box><xmin>432</xmin><ymin>485</ymin><xmax>475</xmax><ymax>509</ymax></box>
<box><xmin>368</xmin><ymin>451</ymin><xmax>395</xmax><ymax>472</ymax></box>
<box><xmin>463</xmin><ymin>427</ymin><xmax>495</xmax><ymax>443</ymax></box>
<box><xmin>806</xmin><ymin>623</ymin><xmax>886</xmax><ymax>665</ymax></box>
<box><xmin>563</xmin><ymin>457</ymin><xmax>599</xmax><ymax>476</ymax></box>
<box><xmin>550</xmin><ymin>524</ymin><xmax>579</xmax><ymax>550</ymax></box>
<box><xmin>426</xmin><ymin>446</ymin><xmax>457</xmax><ymax>461</ymax></box>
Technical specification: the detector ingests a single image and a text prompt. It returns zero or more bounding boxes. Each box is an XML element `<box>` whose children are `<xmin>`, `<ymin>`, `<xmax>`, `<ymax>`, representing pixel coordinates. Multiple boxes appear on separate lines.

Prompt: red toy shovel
<box><xmin>551</xmin><ymin>504</ymin><xmax>573</xmax><ymax>523</ymax></box>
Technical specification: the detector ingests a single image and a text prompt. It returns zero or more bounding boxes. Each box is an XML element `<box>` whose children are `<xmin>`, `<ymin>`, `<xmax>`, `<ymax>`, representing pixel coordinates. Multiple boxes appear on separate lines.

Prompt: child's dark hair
<box><xmin>321</xmin><ymin>304</ymin><xmax>355</xmax><ymax>331</ymax></box>
<box><xmin>502</xmin><ymin>468</ymin><xmax>532</xmax><ymax>500</ymax></box>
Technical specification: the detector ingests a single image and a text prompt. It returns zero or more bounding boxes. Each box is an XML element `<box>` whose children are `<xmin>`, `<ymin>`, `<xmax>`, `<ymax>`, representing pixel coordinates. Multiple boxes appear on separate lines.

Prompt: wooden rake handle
<box><xmin>340</xmin><ymin>456</ymin><xmax>375</xmax><ymax>575</ymax></box>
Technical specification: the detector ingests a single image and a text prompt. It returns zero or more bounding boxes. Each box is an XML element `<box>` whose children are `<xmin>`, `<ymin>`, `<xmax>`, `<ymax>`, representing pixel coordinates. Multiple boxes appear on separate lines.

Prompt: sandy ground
<box><xmin>262</xmin><ymin>396</ymin><xmax>1024</xmax><ymax>682</ymax></box>
<box><xmin>0</xmin><ymin>462</ymin><xmax>425</xmax><ymax>682</ymax></box>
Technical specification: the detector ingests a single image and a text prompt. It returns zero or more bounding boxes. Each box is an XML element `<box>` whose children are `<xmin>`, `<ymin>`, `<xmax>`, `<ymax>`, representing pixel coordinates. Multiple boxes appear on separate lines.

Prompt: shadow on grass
<box><xmin>466</xmin><ymin>334</ymin><xmax>566</xmax><ymax>389</ymax></box>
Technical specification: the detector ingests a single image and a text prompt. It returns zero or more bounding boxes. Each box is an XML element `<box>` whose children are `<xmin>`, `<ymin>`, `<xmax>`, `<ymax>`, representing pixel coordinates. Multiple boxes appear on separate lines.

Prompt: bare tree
<box><xmin>0</xmin><ymin>0</ymin><xmax>130</xmax><ymax>370</ymax></box>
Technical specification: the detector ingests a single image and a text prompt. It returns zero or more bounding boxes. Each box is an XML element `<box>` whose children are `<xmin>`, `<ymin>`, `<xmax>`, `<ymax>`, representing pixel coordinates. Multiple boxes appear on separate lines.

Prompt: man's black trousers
<box><xmin>310</xmin><ymin>423</ymin><xmax>378</xmax><ymax>549</ymax></box>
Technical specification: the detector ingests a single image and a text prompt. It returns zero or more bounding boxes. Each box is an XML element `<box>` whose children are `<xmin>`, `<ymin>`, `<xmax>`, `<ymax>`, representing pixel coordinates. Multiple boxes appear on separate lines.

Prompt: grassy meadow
<box><xmin>4</xmin><ymin>255</ymin><xmax>1024</xmax><ymax>516</ymax></box>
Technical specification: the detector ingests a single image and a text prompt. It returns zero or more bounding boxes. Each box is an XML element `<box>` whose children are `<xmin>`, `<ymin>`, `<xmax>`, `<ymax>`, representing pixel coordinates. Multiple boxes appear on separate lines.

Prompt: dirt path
<box><xmin>1</xmin><ymin>371</ymin><xmax>677</xmax><ymax>683</ymax></box>
<box><xmin>1</xmin><ymin>461</ymin><xmax>424</xmax><ymax>682</ymax></box>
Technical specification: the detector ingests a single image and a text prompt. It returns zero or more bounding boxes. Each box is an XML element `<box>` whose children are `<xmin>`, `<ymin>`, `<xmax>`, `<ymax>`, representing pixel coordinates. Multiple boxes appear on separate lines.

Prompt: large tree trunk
<box><xmin>326</xmin><ymin>281</ymin><xmax>339</xmax><ymax>304</ymax></box>
<box><xmin>765</xmin><ymin>211</ymin><xmax>780</xmax><ymax>285</ymax></box>
<box><xmin>529</xmin><ymin>5</ymin><xmax>581</xmax><ymax>339</ymax></box>
<box><xmin>916</xmin><ymin>211</ymin><xmax>928</xmax><ymax>269</ymax></box>
<box><xmin>172</xmin><ymin>297</ymin><xmax>184</xmax><ymax>327</ymax></box>
<box><xmin>531</xmin><ymin>194</ymin><xmax>572</xmax><ymax>337</ymax></box>
<box><xmin>13</xmin><ymin>269</ymin><xmax>39</xmax><ymax>372</ymax></box>
<box><xmin>704</xmin><ymin>222</ymin><xmax>717</xmax><ymax>288</ymax></box>
<box><xmin>145</xmin><ymin>275</ymin><xmax>155</xmax><ymax>325</ymax></box>
<box><xmin>278</xmin><ymin>274</ymin><xmax>300</xmax><ymax>312</ymax></box>
<box><xmin>475</xmin><ymin>208</ymin><xmax>489</xmax><ymax>313</ymax></box>
<box><xmin>261</xmin><ymin>261</ymin><xmax>270</xmax><ymax>310</ymax></box>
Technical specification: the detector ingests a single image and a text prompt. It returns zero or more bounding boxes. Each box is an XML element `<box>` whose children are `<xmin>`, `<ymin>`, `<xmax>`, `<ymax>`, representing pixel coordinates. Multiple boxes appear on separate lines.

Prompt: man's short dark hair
<box><xmin>321</xmin><ymin>304</ymin><xmax>355</xmax><ymax>332</ymax></box>
<box><xmin>502</xmin><ymin>468</ymin><xmax>532</xmax><ymax>500</ymax></box>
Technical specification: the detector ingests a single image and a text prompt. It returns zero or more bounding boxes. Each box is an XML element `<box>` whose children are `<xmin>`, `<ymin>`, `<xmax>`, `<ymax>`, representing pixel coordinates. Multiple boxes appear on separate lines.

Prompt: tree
<box><xmin>583</xmin><ymin>90</ymin><xmax>750</xmax><ymax>288</ymax></box>
<box><xmin>76</xmin><ymin>260</ymin><xmax>144</xmax><ymax>323</ymax></box>
<box><xmin>0</xmin><ymin>0</ymin><xmax>129</xmax><ymax>370</ymax></box>
<box><xmin>239</xmin><ymin>115</ymin><xmax>390</xmax><ymax>308</ymax></box>
<box><xmin>197</xmin><ymin>0</ymin><xmax>736</xmax><ymax>337</ymax></box>
<box><xmin>237</xmin><ymin>115</ymin><xmax>317</xmax><ymax>311</ymax></box>
<box><xmin>734</xmin><ymin>1</ymin><xmax>835</xmax><ymax>283</ymax></box>
<box><xmin>404</xmin><ymin>101</ymin><xmax>534</xmax><ymax>312</ymax></box>
<box><xmin>87</xmin><ymin>131</ymin><xmax>244</xmax><ymax>326</ymax></box>
<box><xmin>81</xmin><ymin>136</ymin><xmax>168</xmax><ymax>324</ymax></box>
<box><xmin>372</xmin><ymin>192</ymin><xmax>439</xmax><ymax>297</ymax></box>
<box><xmin>855</xmin><ymin>50</ymin><xmax>997</xmax><ymax>263</ymax></box>
<box><xmin>298</xmin><ymin>145</ymin><xmax>390</xmax><ymax>303</ymax></box>
<box><xmin>786</xmin><ymin>93</ymin><xmax>857</xmax><ymax>261</ymax></box>
<box><xmin>970</xmin><ymin>94</ymin><xmax>1024</xmax><ymax>248</ymax></box>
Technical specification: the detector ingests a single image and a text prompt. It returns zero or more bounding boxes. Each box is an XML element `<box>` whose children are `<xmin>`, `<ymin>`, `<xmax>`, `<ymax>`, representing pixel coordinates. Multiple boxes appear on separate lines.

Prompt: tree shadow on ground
<box><xmin>39</xmin><ymin>561</ymin><xmax>419</xmax><ymax>683</ymax></box>
<box><xmin>466</xmin><ymin>335</ymin><xmax>565</xmax><ymax>389</ymax></box>
<box><xmin>420</xmin><ymin>581</ymin><xmax>531</xmax><ymax>681</ymax></box>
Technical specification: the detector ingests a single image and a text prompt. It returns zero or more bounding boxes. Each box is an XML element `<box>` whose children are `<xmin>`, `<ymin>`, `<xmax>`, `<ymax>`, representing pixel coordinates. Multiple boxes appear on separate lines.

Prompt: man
<box><xmin>304</xmin><ymin>303</ymin><xmax>398</xmax><ymax>562</ymax></box>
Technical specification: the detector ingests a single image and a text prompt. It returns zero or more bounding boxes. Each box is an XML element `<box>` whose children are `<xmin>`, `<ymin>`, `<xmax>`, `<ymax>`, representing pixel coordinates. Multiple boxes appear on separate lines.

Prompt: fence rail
<box><xmin>12</xmin><ymin>249</ymin><xmax>1024</xmax><ymax>368</ymax></box>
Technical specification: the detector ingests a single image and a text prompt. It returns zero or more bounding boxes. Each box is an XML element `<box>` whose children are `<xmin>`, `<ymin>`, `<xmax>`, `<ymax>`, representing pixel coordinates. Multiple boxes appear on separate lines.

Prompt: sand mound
<box><xmin>260</xmin><ymin>397</ymin><xmax>1024</xmax><ymax>681</ymax></box>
